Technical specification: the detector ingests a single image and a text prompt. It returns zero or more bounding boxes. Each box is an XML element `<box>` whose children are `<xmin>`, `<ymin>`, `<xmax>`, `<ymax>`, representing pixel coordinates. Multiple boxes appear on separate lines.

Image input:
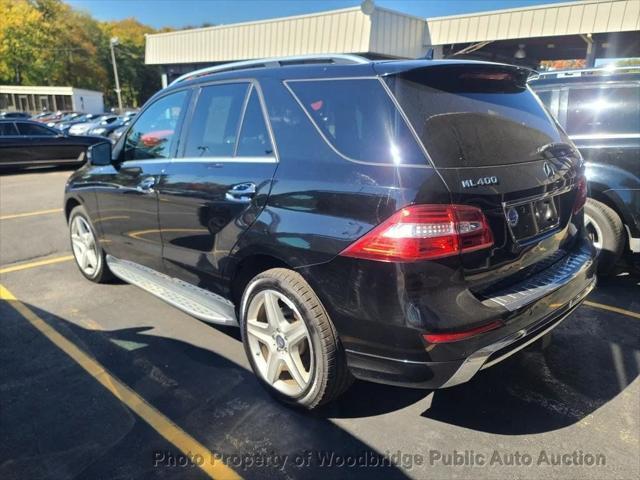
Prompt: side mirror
<box><xmin>87</xmin><ymin>141</ymin><xmax>112</xmax><ymax>166</ymax></box>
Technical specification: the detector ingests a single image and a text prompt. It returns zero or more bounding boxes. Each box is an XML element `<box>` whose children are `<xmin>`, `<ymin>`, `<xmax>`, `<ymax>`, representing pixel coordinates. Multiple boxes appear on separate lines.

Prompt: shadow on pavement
<box><xmin>0</xmin><ymin>301</ymin><xmax>410</xmax><ymax>480</ymax></box>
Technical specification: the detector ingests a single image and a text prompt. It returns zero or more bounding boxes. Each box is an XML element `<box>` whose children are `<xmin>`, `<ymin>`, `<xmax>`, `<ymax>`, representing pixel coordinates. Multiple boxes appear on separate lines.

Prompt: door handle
<box><xmin>136</xmin><ymin>176</ymin><xmax>156</xmax><ymax>193</ymax></box>
<box><xmin>225</xmin><ymin>182</ymin><xmax>256</xmax><ymax>203</ymax></box>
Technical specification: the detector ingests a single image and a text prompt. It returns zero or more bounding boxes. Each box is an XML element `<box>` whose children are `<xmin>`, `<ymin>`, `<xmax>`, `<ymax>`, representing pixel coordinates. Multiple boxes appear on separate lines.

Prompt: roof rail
<box><xmin>534</xmin><ymin>65</ymin><xmax>640</xmax><ymax>79</ymax></box>
<box><xmin>168</xmin><ymin>54</ymin><xmax>371</xmax><ymax>86</ymax></box>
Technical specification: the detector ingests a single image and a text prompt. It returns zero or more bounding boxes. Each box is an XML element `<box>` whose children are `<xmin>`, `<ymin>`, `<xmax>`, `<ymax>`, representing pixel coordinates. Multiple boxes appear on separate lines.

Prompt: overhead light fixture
<box><xmin>514</xmin><ymin>44</ymin><xmax>527</xmax><ymax>59</ymax></box>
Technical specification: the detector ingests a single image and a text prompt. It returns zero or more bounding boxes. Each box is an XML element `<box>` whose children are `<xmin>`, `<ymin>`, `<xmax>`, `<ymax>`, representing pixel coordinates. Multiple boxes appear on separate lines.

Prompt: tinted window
<box><xmin>17</xmin><ymin>122</ymin><xmax>56</xmax><ymax>136</ymax></box>
<box><xmin>237</xmin><ymin>88</ymin><xmax>273</xmax><ymax>157</ymax></box>
<box><xmin>566</xmin><ymin>85</ymin><xmax>640</xmax><ymax>135</ymax></box>
<box><xmin>124</xmin><ymin>91</ymin><xmax>187</xmax><ymax>161</ymax></box>
<box><xmin>288</xmin><ymin>79</ymin><xmax>425</xmax><ymax>165</ymax></box>
<box><xmin>388</xmin><ymin>67</ymin><xmax>566</xmax><ymax>168</ymax></box>
<box><xmin>184</xmin><ymin>83</ymin><xmax>248</xmax><ymax>158</ymax></box>
<box><xmin>0</xmin><ymin>122</ymin><xmax>18</xmax><ymax>135</ymax></box>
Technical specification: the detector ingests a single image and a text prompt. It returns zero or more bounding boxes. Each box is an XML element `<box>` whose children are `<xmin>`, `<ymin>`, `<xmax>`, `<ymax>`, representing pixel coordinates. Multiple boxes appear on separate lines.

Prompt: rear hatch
<box><xmin>380</xmin><ymin>62</ymin><xmax>586</xmax><ymax>290</ymax></box>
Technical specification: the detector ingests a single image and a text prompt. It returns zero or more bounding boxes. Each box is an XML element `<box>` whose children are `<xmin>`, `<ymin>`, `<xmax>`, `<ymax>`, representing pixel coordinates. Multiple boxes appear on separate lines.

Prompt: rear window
<box><xmin>387</xmin><ymin>67</ymin><xmax>567</xmax><ymax>168</ymax></box>
<box><xmin>566</xmin><ymin>85</ymin><xmax>640</xmax><ymax>136</ymax></box>
<box><xmin>286</xmin><ymin>79</ymin><xmax>426</xmax><ymax>165</ymax></box>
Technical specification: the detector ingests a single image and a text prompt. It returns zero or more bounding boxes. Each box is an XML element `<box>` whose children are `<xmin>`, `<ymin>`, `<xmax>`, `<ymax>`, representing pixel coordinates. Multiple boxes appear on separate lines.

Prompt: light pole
<box><xmin>109</xmin><ymin>37</ymin><xmax>123</xmax><ymax>112</ymax></box>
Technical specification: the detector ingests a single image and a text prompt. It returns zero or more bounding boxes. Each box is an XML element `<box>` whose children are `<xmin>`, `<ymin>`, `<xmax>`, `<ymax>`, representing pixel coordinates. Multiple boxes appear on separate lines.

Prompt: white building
<box><xmin>0</xmin><ymin>85</ymin><xmax>104</xmax><ymax>114</ymax></box>
<box><xmin>145</xmin><ymin>0</ymin><xmax>640</xmax><ymax>85</ymax></box>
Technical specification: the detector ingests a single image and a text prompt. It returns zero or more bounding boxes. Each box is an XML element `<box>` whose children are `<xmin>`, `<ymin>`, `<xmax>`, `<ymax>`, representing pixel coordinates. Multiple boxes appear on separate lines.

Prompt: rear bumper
<box><xmin>344</xmin><ymin>256</ymin><xmax>596</xmax><ymax>389</ymax></box>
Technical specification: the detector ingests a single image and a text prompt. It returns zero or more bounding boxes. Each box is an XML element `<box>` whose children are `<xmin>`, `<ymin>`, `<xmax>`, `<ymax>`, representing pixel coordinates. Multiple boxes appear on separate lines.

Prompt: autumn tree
<box><xmin>0</xmin><ymin>0</ymin><xmax>163</xmax><ymax>108</ymax></box>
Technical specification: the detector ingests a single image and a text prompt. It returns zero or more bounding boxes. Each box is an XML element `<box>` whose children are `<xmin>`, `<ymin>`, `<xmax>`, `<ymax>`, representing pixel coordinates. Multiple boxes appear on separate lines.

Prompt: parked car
<box><xmin>56</xmin><ymin>113</ymin><xmax>102</xmax><ymax>135</ymax></box>
<box><xmin>65</xmin><ymin>56</ymin><xmax>596</xmax><ymax>409</ymax></box>
<box><xmin>530</xmin><ymin>66</ymin><xmax>640</xmax><ymax>275</ymax></box>
<box><xmin>107</xmin><ymin>124</ymin><xmax>128</xmax><ymax>143</ymax></box>
<box><xmin>34</xmin><ymin>110</ymin><xmax>74</xmax><ymax>124</ymax></box>
<box><xmin>31</xmin><ymin>111</ymin><xmax>53</xmax><ymax>120</ymax></box>
<box><xmin>46</xmin><ymin>112</ymin><xmax>82</xmax><ymax>128</ymax></box>
<box><xmin>87</xmin><ymin>115</ymin><xmax>134</xmax><ymax>137</ymax></box>
<box><xmin>0</xmin><ymin>111</ymin><xmax>31</xmax><ymax>119</ymax></box>
<box><xmin>68</xmin><ymin>115</ymin><xmax>119</xmax><ymax>136</ymax></box>
<box><xmin>0</xmin><ymin>119</ymin><xmax>103</xmax><ymax>170</ymax></box>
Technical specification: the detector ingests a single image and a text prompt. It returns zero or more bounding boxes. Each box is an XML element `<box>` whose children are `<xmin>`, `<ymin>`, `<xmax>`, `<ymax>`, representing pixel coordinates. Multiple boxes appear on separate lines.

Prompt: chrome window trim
<box><xmin>170</xmin><ymin>156</ymin><xmax>277</xmax><ymax>164</ymax></box>
<box><xmin>283</xmin><ymin>76</ymin><xmax>434</xmax><ymax>169</ymax></box>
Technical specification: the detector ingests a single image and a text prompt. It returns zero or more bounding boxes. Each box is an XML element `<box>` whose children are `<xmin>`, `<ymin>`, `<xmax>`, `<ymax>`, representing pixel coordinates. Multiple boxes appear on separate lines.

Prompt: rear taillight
<box><xmin>573</xmin><ymin>175</ymin><xmax>588</xmax><ymax>214</ymax></box>
<box><xmin>340</xmin><ymin>204</ymin><xmax>494</xmax><ymax>262</ymax></box>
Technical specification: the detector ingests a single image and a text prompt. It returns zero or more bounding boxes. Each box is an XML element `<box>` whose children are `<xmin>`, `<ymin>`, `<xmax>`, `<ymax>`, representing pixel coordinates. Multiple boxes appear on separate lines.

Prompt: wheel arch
<box><xmin>229</xmin><ymin>253</ymin><xmax>292</xmax><ymax>307</ymax></box>
<box><xmin>64</xmin><ymin>197</ymin><xmax>82</xmax><ymax>223</ymax></box>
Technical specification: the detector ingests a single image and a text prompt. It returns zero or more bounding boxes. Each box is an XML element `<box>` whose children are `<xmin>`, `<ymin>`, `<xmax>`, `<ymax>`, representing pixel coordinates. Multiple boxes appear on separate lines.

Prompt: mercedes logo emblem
<box><xmin>543</xmin><ymin>162</ymin><xmax>555</xmax><ymax>178</ymax></box>
<box><xmin>506</xmin><ymin>207</ymin><xmax>519</xmax><ymax>227</ymax></box>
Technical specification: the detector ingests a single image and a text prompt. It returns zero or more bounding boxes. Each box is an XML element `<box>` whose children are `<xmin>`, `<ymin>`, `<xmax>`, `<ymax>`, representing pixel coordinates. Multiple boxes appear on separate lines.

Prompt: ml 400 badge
<box><xmin>461</xmin><ymin>176</ymin><xmax>499</xmax><ymax>188</ymax></box>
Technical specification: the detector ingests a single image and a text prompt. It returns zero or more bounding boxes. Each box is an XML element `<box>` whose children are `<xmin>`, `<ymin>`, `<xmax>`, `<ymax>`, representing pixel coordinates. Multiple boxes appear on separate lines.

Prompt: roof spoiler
<box><xmin>377</xmin><ymin>61</ymin><xmax>537</xmax><ymax>90</ymax></box>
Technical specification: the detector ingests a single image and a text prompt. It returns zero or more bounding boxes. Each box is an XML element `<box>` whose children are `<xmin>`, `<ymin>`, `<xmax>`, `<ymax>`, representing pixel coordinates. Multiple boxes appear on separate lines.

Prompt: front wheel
<box><xmin>69</xmin><ymin>205</ymin><xmax>113</xmax><ymax>283</ymax></box>
<box><xmin>240</xmin><ymin>268</ymin><xmax>353</xmax><ymax>409</ymax></box>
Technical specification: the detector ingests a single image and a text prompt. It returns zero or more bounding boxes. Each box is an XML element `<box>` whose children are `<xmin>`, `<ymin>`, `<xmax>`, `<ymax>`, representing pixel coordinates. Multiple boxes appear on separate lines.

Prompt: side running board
<box><xmin>106</xmin><ymin>255</ymin><xmax>238</xmax><ymax>327</ymax></box>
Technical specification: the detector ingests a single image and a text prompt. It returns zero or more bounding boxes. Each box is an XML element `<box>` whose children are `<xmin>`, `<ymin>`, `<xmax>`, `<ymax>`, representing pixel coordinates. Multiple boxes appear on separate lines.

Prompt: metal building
<box><xmin>0</xmin><ymin>85</ymin><xmax>104</xmax><ymax>114</ymax></box>
<box><xmin>145</xmin><ymin>0</ymin><xmax>640</xmax><ymax>84</ymax></box>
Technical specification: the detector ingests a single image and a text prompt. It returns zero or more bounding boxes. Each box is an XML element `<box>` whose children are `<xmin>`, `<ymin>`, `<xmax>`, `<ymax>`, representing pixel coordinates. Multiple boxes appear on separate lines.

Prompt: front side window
<box><xmin>287</xmin><ymin>79</ymin><xmax>425</xmax><ymax>165</ymax></box>
<box><xmin>17</xmin><ymin>122</ymin><xmax>56</xmax><ymax>136</ymax></box>
<box><xmin>566</xmin><ymin>85</ymin><xmax>640</xmax><ymax>136</ymax></box>
<box><xmin>124</xmin><ymin>90</ymin><xmax>187</xmax><ymax>161</ymax></box>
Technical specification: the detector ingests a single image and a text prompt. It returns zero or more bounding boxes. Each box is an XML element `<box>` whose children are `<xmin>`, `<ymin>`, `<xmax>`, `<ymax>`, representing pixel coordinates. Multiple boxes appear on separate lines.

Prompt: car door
<box><xmin>158</xmin><ymin>81</ymin><xmax>278</xmax><ymax>294</ymax></box>
<box><xmin>93</xmin><ymin>89</ymin><xmax>190</xmax><ymax>271</ymax></box>
<box><xmin>15</xmin><ymin>121</ymin><xmax>76</xmax><ymax>164</ymax></box>
<box><xmin>0</xmin><ymin>122</ymin><xmax>30</xmax><ymax>167</ymax></box>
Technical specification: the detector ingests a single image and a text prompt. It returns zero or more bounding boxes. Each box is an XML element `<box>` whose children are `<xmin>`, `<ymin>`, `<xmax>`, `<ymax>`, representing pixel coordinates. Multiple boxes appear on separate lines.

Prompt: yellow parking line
<box><xmin>0</xmin><ymin>255</ymin><xmax>74</xmax><ymax>275</ymax></box>
<box><xmin>0</xmin><ymin>208</ymin><xmax>63</xmax><ymax>221</ymax></box>
<box><xmin>0</xmin><ymin>284</ymin><xmax>241</xmax><ymax>480</ymax></box>
<box><xmin>584</xmin><ymin>300</ymin><xmax>640</xmax><ymax>320</ymax></box>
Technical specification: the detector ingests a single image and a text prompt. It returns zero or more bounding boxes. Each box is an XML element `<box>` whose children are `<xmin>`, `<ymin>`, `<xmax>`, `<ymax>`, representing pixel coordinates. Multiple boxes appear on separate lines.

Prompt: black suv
<box><xmin>64</xmin><ymin>56</ymin><xmax>596</xmax><ymax>408</ymax></box>
<box><xmin>530</xmin><ymin>67</ymin><xmax>640</xmax><ymax>274</ymax></box>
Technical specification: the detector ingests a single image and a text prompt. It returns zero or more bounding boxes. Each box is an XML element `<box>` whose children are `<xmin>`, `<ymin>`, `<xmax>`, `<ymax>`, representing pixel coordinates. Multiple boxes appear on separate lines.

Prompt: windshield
<box><xmin>386</xmin><ymin>66</ymin><xmax>570</xmax><ymax>168</ymax></box>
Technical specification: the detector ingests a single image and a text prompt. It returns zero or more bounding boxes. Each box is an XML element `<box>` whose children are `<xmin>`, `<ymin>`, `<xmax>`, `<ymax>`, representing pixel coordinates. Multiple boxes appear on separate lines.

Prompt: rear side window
<box><xmin>566</xmin><ymin>85</ymin><xmax>640</xmax><ymax>136</ymax></box>
<box><xmin>184</xmin><ymin>83</ymin><xmax>248</xmax><ymax>157</ymax></box>
<box><xmin>237</xmin><ymin>89</ymin><xmax>273</xmax><ymax>157</ymax></box>
<box><xmin>17</xmin><ymin>122</ymin><xmax>56</xmax><ymax>136</ymax></box>
<box><xmin>0</xmin><ymin>122</ymin><xmax>18</xmax><ymax>135</ymax></box>
<box><xmin>287</xmin><ymin>79</ymin><xmax>426</xmax><ymax>165</ymax></box>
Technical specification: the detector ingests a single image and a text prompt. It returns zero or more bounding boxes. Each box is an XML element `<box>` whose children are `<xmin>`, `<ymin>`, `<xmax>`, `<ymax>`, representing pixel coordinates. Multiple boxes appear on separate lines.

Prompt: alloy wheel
<box><xmin>584</xmin><ymin>213</ymin><xmax>603</xmax><ymax>252</ymax></box>
<box><xmin>71</xmin><ymin>216</ymin><xmax>100</xmax><ymax>277</ymax></box>
<box><xmin>246</xmin><ymin>289</ymin><xmax>313</xmax><ymax>397</ymax></box>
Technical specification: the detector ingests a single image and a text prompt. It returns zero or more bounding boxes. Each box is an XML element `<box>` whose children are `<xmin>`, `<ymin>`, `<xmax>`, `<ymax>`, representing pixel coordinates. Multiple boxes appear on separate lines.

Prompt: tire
<box><xmin>240</xmin><ymin>268</ymin><xmax>353</xmax><ymax>409</ymax></box>
<box><xmin>68</xmin><ymin>205</ymin><xmax>113</xmax><ymax>283</ymax></box>
<box><xmin>584</xmin><ymin>198</ymin><xmax>624</xmax><ymax>276</ymax></box>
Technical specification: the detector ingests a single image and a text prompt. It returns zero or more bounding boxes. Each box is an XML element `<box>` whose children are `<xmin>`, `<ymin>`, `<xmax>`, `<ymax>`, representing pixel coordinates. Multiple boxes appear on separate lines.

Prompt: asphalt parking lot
<box><xmin>1</xmin><ymin>168</ymin><xmax>639</xmax><ymax>480</ymax></box>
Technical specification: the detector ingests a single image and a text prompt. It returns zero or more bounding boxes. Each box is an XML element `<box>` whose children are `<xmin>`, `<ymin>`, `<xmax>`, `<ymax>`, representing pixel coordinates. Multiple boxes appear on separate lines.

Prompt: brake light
<box><xmin>573</xmin><ymin>175</ymin><xmax>588</xmax><ymax>214</ymax></box>
<box><xmin>340</xmin><ymin>204</ymin><xmax>494</xmax><ymax>262</ymax></box>
<box><xmin>423</xmin><ymin>320</ymin><xmax>503</xmax><ymax>344</ymax></box>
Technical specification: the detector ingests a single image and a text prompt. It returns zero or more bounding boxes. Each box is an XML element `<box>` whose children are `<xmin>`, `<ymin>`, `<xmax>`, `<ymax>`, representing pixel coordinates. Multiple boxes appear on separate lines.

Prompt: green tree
<box><xmin>0</xmin><ymin>0</ymin><xmax>163</xmax><ymax>108</ymax></box>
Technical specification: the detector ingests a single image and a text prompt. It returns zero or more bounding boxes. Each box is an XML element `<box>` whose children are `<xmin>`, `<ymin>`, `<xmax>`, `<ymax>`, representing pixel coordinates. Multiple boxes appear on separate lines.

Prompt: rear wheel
<box><xmin>240</xmin><ymin>268</ymin><xmax>352</xmax><ymax>409</ymax></box>
<box><xmin>584</xmin><ymin>198</ymin><xmax>624</xmax><ymax>276</ymax></box>
<box><xmin>69</xmin><ymin>205</ymin><xmax>113</xmax><ymax>283</ymax></box>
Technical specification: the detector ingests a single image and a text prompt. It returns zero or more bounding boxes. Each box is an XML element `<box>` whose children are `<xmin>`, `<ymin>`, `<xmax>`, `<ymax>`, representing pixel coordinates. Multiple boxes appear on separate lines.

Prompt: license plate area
<box><xmin>504</xmin><ymin>192</ymin><xmax>562</xmax><ymax>244</ymax></box>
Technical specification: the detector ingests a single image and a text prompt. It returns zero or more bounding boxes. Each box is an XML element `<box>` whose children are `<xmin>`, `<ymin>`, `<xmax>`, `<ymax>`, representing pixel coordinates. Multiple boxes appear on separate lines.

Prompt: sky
<box><xmin>66</xmin><ymin>0</ymin><xmax>572</xmax><ymax>29</ymax></box>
